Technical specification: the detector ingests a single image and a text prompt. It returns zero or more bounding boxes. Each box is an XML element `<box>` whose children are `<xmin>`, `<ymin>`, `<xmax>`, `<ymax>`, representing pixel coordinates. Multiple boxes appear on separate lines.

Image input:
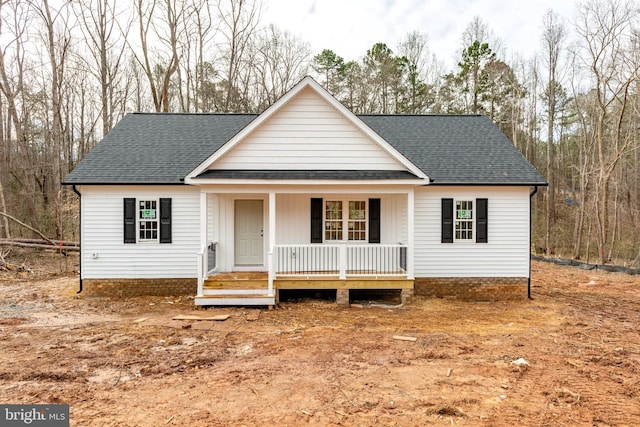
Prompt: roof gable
<box><xmin>185</xmin><ymin>77</ymin><xmax>427</xmax><ymax>182</ymax></box>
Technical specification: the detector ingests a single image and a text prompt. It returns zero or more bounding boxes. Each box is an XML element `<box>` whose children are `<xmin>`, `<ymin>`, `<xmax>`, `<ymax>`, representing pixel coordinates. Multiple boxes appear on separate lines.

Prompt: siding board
<box><xmin>212</xmin><ymin>87</ymin><xmax>405</xmax><ymax>171</ymax></box>
<box><xmin>81</xmin><ymin>186</ymin><xmax>200</xmax><ymax>279</ymax></box>
<box><xmin>414</xmin><ymin>186</ymin><xmax>530</xmax><ymax>277</ymax></box>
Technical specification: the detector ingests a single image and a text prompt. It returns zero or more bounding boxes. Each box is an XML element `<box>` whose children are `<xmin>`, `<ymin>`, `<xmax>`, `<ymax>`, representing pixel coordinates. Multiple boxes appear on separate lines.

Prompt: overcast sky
<box><xmin>261</xmin><ymin>0</ymin><xmax>579</xmax><ymax>69</ymax></box>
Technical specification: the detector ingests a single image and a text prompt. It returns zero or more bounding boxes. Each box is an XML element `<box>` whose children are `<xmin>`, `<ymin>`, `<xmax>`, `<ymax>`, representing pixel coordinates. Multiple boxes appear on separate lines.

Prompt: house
<box><xmin>63</xmin><ymin>76</ymin><xmax>546</xmax><ymax>306</ymax></box>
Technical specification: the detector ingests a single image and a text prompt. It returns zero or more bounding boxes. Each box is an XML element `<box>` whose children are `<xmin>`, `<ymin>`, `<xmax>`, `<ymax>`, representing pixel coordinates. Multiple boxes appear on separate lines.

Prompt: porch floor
<box><xmin>196</xmin><ymin>271</ymin><xmax>414</xmax><ymax>306</ymax></box>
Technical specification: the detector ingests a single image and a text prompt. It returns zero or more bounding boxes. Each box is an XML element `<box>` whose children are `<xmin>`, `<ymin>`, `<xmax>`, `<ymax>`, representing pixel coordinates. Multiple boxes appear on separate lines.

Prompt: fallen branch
<box><xmin>0</xmin><ymin>211</ymin><xmax>56</xmax><ymax>246</ymax></box>
<box><xmin>0</xmin><ymin>239</ymin><xmax>79</xmax><ymax>252</ymax></box>
<box><xmin>7</xmin><ymin>238</ymin><xmax>78</xmax><ymax>247</ymax></box>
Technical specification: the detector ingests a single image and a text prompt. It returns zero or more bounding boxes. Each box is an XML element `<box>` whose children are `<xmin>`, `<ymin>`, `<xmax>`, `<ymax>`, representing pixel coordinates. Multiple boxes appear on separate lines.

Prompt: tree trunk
<box><xmin>0</xmin><ymin>180</ymin><xmax>10</xmax><ymax>238</ymax></box>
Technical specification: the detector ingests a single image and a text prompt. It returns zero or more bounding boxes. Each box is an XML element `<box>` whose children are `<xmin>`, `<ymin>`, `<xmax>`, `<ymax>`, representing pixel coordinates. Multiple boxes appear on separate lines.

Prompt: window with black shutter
<box><xmin>442</xmin><ymin>197</ymin><xmax>488</xmax><ymax>243</ymax></box>
<box><xmin>123</xmin><ymin>197</ymin><xmax>172</xmax><ymax>243</ymax></box>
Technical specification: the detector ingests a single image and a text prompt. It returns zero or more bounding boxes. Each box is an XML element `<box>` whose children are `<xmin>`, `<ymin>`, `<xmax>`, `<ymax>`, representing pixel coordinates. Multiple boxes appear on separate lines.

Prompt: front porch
<box><xmin>194</xmin><ymin>270</ymin><xmax>414</xmax><ymax>306</ymax></box>
<box><xmin>194</xmin><ymin>187</ymin><xmax>417</xmax><ymax>306</ymax></box>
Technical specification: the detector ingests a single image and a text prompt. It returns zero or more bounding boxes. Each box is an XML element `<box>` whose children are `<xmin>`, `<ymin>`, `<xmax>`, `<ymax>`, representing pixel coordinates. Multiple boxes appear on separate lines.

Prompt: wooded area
<box><xmin>0</xmin><ymin>0</ymin><xmax>638</xmax><ymax>265</ymax></box>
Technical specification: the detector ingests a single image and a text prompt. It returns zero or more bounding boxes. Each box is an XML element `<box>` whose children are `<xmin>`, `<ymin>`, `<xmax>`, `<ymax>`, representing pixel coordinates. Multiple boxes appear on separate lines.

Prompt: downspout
<box><xmin>72</xmin><ymin>185</ymin><xmax>82</xmax><ymax>294</ymax></box>
<box><xmin>528</xmin><ymin>186</ymin><xmax>538</xmax><ymax>300</ymax></box>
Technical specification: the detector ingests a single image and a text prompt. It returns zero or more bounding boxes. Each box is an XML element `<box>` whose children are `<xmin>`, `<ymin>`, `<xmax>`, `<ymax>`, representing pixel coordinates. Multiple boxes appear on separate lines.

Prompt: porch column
<box><xmin>407</xmin><ymin>189</ymin><xmax>415</xmax><ymax>279</ymax></box>
<box><xmin>198</xmin><ymin>190</ymin><xmax>207</xmax><ymax>296</ymax></box>
<box><xmin>267</xmin><ymin>192</ymin><xmax>276</xmax><ymax>297</ymax></box>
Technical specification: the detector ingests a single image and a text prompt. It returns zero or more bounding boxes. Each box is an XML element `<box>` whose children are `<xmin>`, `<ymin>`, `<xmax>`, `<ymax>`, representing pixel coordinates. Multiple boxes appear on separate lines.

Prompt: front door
<box><xmin>234</xmin><ymin>200</ymin><xmax>264</xmax><ymax>266</ymax></box>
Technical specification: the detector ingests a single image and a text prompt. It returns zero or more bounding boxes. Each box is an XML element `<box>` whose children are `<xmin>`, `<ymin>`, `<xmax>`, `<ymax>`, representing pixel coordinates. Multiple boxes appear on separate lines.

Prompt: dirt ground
<box><xmin>0</xmin><ymin>252</ymin><xmax>639</xmax><ymax>426</ymax></box>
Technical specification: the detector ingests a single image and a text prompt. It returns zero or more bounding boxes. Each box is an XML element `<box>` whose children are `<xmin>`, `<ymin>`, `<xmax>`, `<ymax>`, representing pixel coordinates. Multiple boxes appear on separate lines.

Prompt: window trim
<box><xmin>454</xmin><ymin>199</ymin><xmax>474</xmax><ymax>242</ymax></box>
<box><xmin>138</xmin><ymin>199</ymin><xmax>159</xmax><ymax>243</ymax></box>
<box><xmin>442</xmin><ymin>197</ymin><xmax>488</xmax><ymax>244</ymax></box>
<box><xmin>324</xmin><ymin>198</ymin><xmax>368</xmax><ymax>242</ymax></box>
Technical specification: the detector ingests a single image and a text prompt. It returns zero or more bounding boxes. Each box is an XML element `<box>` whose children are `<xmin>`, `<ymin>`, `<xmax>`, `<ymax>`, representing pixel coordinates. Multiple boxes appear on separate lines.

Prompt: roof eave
<box><xmin>428</xmin><ymin>181</ymin><xmax>548</xmax><ymax>186</ymax></box>
<box><xmin>185</xmin><ymin>178</ymin><xmax>429</xmax><ymax>186</ymax></box>
<box><xmin>62</xmin><ymin>181</ymin><xmax>187</xmax><ymax>186</ymax></box>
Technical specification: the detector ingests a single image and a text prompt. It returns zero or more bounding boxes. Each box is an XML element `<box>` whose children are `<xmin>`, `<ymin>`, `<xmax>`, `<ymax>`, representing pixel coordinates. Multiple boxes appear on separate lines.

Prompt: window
<box><xmin>311</xmin><ymin>198</ymin><xmax>380</xmax><ymax>244</ymax></box>
<box><xmin>124</xmin><ymin>198</ymin><xmax>171</xmax><ymax>244</ymax></box>
<box><xmin>324</xmin><ymin>200</ymin><xmax>367</xmax><ymax>241</ymax></box>
<box><xmin>455</xmin><ymin>200</ymin><xmax>473</xmax><ymax>241</ymax></box>
<box><xmin>138</xmin><ymin>200</ymin><xmax>158</xmax><ymax>241</ymax></box>
<box><xmin>441</xmin><ymin>198</ymin><xmax>488</xmax><ymax>244</ymax></box>
<box><xmin>325</xmin><ymin>201</ymin><xmax>343</xmax><ymax>240</ymax></box>
<box><xmin>348</xmin><ymin>201</ymin><xmax>367</xmax><ymax>240</ymax></box>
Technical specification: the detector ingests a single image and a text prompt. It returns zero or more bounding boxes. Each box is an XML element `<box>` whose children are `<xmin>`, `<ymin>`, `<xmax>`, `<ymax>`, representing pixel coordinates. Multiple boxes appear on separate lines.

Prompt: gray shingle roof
<box><xmin>360</xmin><ymin>114</ymin><xmax>545</xmax><ymax>185</ymax></box>
<box><xmin>64</xmin><ymin>113</ymin><xmax>257</xmax><ymax>184</ymax></box>
<box><xmin>64</xmin><ymin>112</ymin><xmax>546</xmax><ymax>186</ymax></box>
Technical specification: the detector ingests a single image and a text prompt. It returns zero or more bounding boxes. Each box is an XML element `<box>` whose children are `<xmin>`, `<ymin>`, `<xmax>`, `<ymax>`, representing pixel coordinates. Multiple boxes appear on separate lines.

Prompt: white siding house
<box><xmin>80</xmin><ymin>186</ymin><xmax>200</xmax><ymax>279</ymax></box>
<box><xmin>64</xmin><ymin>76</ymin><xmax>546</xmax><ymax>305</ymax></box>
<box><xmin>414</xmin><ymin>186</ymin><xmax>531</xmax><ymax>277</ymax></box>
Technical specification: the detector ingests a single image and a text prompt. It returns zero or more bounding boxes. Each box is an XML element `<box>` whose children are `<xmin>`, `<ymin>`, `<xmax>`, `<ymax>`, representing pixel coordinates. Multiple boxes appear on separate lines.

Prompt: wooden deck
<box><xmin>203</xmin><ymin>272</ymin><xmax>413</xmax><ymax>290</ymax></box>
<box><xmin>196</xmin><ymin>271</ymin><xmax>414</xmax><ymax>306</ymax></box>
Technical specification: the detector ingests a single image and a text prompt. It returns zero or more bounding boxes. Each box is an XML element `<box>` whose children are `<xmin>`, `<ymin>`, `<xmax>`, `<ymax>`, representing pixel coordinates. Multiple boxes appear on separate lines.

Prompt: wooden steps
<box><xmin>195</xmin><ymin>293</ymin><xmax>275</xmax><ymax>306</ymax></box>
<box><xmin>203</xmin><ymin>279</ymin><xmax>268</xmax><ymax>290</ymax></box>
<box><xmin>199</xmin><ymin>272</ymin><xmax>273</xmax><ymax>306</ymax></box>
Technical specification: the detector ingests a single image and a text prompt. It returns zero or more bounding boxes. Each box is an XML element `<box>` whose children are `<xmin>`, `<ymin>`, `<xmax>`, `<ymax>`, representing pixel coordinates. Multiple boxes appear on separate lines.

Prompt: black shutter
<box><xmin>441</xmin><ymin>198</ymin><xmax>453</xmax><ymax>243</ymax></box>
<box><xmin>160</xmin><ymin>198</ymin><xmax>172</xmax><ymax>243</ymax></box>
<box><xmin>476</xmin><ymin>198</ymin><xmax>488</xmax><ymax>243</ymax></box>
<box><xmin>124</xmin><ymin>198</ymin><xmax>136</xmax><ymax>243</ymax></box>
<box><xmin>369</xmin><ymin>198</ymin><xmax>381</xmax><ymax>243</ymax></box>
<box><xmin>310</xmin><ymin>198</ymin><xmax>323</xmax><ymax>243</ymax></box>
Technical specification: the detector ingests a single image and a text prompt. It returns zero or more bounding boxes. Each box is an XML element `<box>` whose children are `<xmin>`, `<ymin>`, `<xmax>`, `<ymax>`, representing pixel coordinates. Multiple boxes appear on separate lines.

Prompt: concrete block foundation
<box><xmin>336</xmin><ymin>289</ymin><xmax>350</xmax><ymax>305</ymax></box>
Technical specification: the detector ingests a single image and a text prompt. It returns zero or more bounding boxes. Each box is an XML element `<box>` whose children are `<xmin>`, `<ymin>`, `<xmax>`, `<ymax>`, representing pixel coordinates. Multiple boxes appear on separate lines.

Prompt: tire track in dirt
<box><xmin>529</xmin><ymin>284</ymin><xmax>640</xmax><ymax>426</ymax></box>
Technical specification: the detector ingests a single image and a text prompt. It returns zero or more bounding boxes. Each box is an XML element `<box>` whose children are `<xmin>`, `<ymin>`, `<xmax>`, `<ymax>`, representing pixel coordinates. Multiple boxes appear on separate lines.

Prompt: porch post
<box><xmin>407</xmin><ymin>189</ymin><xmax>415</xmax><ymax>279</ymax></box>
<box><xmin>267</xmin><ymin>192</ymin><xmax>276</xmax><ymax>297</ymax></box>
<box><xmin>339</xmin><ymin>244</ymin><xmax>347</xmax><ymax>280</ymax></box>
<box><xmin>198</xmin><ymin>190</ymin><xmax>207</xmax><ymax>296</ymax></box>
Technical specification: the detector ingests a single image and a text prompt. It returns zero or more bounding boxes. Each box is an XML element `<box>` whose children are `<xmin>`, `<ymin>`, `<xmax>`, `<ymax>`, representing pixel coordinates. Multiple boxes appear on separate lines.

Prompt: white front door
<box><xmin>234</xmin><ymin>200</ymin><xmax>264</xmax><ymax>266</ymax></box>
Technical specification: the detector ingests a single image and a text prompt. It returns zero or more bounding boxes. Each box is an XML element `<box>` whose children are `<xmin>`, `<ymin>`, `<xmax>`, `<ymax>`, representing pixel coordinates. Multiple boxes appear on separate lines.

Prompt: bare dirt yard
<box><xmin>1</xmin><ymin>252</ymin><xmax>639</xmax><ymax>426</ymax></box>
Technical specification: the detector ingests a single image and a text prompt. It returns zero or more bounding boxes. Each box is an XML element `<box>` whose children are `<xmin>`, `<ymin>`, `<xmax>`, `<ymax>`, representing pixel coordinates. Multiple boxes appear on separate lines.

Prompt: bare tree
<box><xmin>218</xmin><ymin>0</ymin><xmax>261</xmax><ymax>112</ymax></box>
<box><xmin>133</xmin><ymin>0</ymin><xmax>183</xmax><ymax>112</ymax></box>
<box><xmin>182</xmin><ymin>0</ymin><xmax>218</xmax><ymax>112</ymax></box>
<box><xmin>541</xmin><ymin>9</ymin><xmax>566</xmax><ymax>255</ymax></box>
<box><xmin>73</xmin><ymin>0</ymin><xmax>131</xmax><ymax>136</ymax></box>
<box><xmin>32</xmin><ymin>0</ymin><xmax>73</xmax><ymax>239</ymax></box>
<box><xmin>397</xmin><ymin>31</ymin><xmax>440</xmax><ymax>113</ymax></box>
<box><xmin>575</xmin><ymin>0</ymin><xmax>639</xmax><ymax>264</ymax></box>
<box><xmin>252</xmin><ymin>24</ymin><xmax>311</xmax><ymax>109</ymax></box>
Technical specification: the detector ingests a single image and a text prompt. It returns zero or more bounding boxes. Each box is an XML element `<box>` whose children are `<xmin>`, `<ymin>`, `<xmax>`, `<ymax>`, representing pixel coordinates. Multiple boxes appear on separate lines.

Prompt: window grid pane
<box><xmin>325</xmin><ymin>201</ymin><xmax>343</xmax><ymax>240</ymax></box>
<box><xmin>455</xmin><ymin>200</ymin><xmax>473</xmax><ymax>241</ymax></box>
<box><xmin>139</xmin><ymin>200</ymin><xmax>158</xmax><ymax>241</ymax></box>
<box><xmin>348</xmin><ymin>200</ymin><xmax>366</xmax><ymax>241</ymax></box>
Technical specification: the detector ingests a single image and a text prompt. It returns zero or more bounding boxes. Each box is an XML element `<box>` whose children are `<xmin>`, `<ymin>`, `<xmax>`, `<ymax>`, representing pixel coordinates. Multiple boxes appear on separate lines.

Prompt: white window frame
<box><xmin>454</xmin><ymin>199</ymin><xmax>474</xmax><ymax>242</ymax></box>
<box><xmin>138</xmin><ymin>199</ymin><xmax>159</xmax><ymax>242</ymax></box>
<box><xmin>324</xmin><ymin>199</ymin><xmax>367</xmax><ymax>242</ymax></box>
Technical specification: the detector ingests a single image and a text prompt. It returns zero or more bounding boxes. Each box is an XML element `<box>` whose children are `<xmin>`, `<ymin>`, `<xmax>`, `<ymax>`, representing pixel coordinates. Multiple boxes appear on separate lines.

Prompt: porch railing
<box><xmin>207</xmin><ymin>241</ymin><xmax>217</xmax><ymax>272</ymax></box>
<box><xmin>197</xmin><ymin>241</ymin><xmax>218</xmax><ymax>296</ymax></box>
<box><xmin>273</xmin><ymin>244</ymin><xmax>407</xmax><ymax>277</ymax></box>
